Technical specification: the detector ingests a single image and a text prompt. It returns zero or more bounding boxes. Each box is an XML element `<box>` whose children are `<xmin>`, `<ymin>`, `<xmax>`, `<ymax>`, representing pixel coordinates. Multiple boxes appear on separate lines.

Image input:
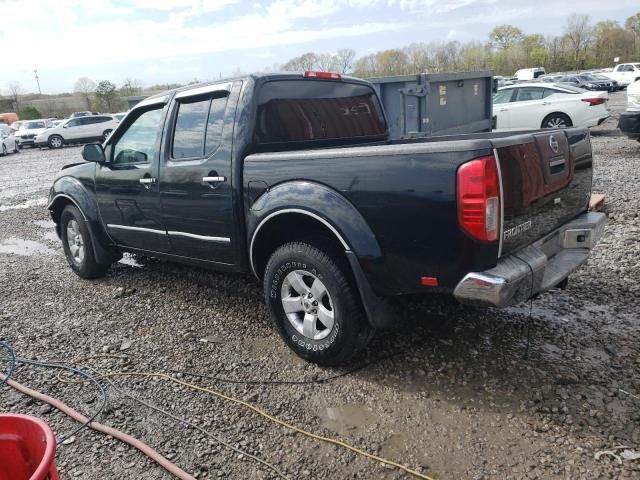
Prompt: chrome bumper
<box><xmin>454</xmin><ymin>212</ymin><xmax>606</xmax><ymax>307</ymax></box>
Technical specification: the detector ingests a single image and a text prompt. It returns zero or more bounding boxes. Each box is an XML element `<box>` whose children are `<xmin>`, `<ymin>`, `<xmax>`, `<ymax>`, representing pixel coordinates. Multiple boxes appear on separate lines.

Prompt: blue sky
<box><xmin>2</xmin><ymin>0</ymin><xmax>638</xmax><ymax>94</ymax></box>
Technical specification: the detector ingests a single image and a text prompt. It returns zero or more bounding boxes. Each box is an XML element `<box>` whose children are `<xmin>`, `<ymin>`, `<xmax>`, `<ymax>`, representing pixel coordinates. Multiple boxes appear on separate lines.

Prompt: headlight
<box><xmin>587</xmin><ymin>83</ymin><xmax>597</xmax><ymax>88</ymax></box>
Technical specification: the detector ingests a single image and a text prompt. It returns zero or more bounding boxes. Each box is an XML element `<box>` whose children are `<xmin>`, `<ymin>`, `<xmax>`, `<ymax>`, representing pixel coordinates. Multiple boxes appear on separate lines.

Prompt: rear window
<box><xmin>254</xmin><ymin>80</ymin><xmax>386</xmax><ymax>146</ymax></box>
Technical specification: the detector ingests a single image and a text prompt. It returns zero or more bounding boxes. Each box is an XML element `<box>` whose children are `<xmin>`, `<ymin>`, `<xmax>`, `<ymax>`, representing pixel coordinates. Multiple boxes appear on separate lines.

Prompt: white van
<box><xmin>515</xmin><ymin>68</ymin><xmax>546</xmax><ymax>81</ymax></box>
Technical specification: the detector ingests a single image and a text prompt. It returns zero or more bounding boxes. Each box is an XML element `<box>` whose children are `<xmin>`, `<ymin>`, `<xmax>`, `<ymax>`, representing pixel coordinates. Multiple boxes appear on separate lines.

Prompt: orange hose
<box><xmin>0</xmin><ymin>372</ymin><xmax>196</xmax><ymax>480</ymax></box>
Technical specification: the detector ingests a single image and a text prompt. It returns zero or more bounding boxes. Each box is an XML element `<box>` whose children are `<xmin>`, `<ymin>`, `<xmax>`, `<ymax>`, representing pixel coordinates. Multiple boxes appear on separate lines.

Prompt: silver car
<box><xmin>0</xmin><ymin>126</ymin><xmax>19</xmax><ymax>156</ymax></box>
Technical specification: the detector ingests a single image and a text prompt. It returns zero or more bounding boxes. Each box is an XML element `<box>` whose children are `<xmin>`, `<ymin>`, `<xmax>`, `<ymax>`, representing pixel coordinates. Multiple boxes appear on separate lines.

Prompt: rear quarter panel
<box><xmin>244</xmin><ymin>142</ymin><xmax>499</xmax><ymax>295</ymax></box>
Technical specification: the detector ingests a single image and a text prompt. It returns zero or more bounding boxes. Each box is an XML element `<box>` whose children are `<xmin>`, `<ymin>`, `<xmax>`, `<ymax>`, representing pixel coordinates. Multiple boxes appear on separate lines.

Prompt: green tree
<box><xmin>18</xmin><ymin>106</ymin><xmax>42</xmax><ymax>120</ymax></box>
<box><xmin>489</xmin><ymin>25</ymin><xmax>524</xmax><ymax>50</ymax></box>
<box><xmin>95</xmin><ymin>80</ymin><xmax>117</xmax><ymax>111</ymax></box>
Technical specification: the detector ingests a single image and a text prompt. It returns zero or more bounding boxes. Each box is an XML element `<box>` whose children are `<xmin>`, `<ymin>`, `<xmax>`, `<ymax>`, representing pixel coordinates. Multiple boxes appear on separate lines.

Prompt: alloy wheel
<box><xmin>280</xmin><ymin>270</ymin><xmax>335</xmax><ymax>341</ymax></box>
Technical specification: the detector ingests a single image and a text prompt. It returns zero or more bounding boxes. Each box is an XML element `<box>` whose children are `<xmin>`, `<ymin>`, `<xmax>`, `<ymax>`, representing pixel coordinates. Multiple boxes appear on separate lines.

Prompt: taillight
<box><xmin>304</xmin><ymin>71</ymin><xmax>342</xmax><ymax>80</ymax></box>
<box><xmin>581</xmin><ymin>97</ymin><xmax>606</xmax><ymax>106</ymax></box>
<box><xmin>457</xmin><ymin>155</ymin><xmax>501</xmax><ymax>242</ymax></box>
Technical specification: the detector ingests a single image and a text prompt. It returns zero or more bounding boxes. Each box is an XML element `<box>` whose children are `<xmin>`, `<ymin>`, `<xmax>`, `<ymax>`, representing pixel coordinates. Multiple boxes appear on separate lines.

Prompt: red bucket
<box><xmin>0</xmin><ymin>413</ymin><xmax>59</xmax><ymax>480</ymax></box>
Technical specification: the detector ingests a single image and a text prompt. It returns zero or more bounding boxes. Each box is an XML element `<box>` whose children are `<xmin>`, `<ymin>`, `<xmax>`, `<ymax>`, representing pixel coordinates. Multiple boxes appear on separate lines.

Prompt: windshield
<box><xmin>23</xmin><ymin>121</ymin><xmax>46</xmax><ymax>129</ymax></box>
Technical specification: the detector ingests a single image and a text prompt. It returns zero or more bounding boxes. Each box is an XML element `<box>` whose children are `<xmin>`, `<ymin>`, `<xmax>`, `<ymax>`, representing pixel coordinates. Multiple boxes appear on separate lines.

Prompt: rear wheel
<box><xmin>542</xmin><ymin>113</ymin><xmax>572</xmax><ymax>129</ymax></box>
<box><xmin>264</xmin><ymin>241</ymin><xmax>372</xmax><ymax>365</ymax></box>
<box><xmin>60</xmin><ymin>205</ymin><xmax>109</xmax><ymax>279</ymax></box>
<box><xmin>48</xmin><ymin>135</ymin><xmax>64</xmax><ymax>149</ymax></box>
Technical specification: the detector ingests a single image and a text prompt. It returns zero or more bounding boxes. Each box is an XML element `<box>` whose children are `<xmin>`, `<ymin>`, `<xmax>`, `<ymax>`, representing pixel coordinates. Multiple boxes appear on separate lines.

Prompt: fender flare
<box><xmin>48</xmin><ymin>176</ymin><xmax>120</xmax><ymax>265</ymax></box>
<box><xmin>247</xmin><ymin>181</ymin><xmax>396</xmax><ymax>329</ymax></box>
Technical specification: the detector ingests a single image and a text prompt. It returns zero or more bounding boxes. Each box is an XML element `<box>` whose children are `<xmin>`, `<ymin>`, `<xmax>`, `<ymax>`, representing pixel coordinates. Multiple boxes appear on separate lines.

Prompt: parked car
<box><xmin>539</xmin><ymin>74</ymin><xmax>563</xmax><ymax>83</ymax></box>
<box><xmin>34</xmin><ymin>115</ymin><xmax>119</xmax><ymax>149</ymax></box>
<box><xmin>70</xmin><ymin>111</ymin><xmax>100</xmax><ymax>118</ymax></box>
<box><xmin>14</xmin><ymin>119</ymin><xmax>54</xmax><ymax>148</ymax></box>
<box><xmin>0</xmin><ymin>126</ymin><xmax>19</xmax><ymax>156</ymax></box>
<box><xmin>514</xmin><ymin>67</ymin><xmax>545</xmax><ymax>81</ymax></box>
<box><xmin>493</xmin><ymin>83</ymin><xmax>609</xmax><ymax>130</ymax></box>
<box><xmin>559</xmin><ymin>74</ymin><xmax>612</xmax><ymax>91</ymax></box>
<box><xmin>48</xmin><ymin>72</ymin><xmax>605</xmax><ymax>364</ymax></box>
<box><xmin>111</xmin><ymin>112</ymin><xmax>128</xmax><ymax>121</ymax></box>
<box><xmin>618</xmin><ymin>79</ymin><xmax>640</xmax><ymax>141</ymax></box>
<box><xmin>589</xmin><ymin>74</ymin><xmax>620</xmax><ymax>91</ymax></box>
<box><xmin>601</xmin><ymin>63</ymin><xmax>640</xmax><ymax>87</ymax></box>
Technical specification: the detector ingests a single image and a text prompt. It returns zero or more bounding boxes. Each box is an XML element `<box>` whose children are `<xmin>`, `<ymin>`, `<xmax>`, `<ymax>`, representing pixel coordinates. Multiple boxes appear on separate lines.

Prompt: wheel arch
<box><xmin>247</xmin><ymin>181</ymin><xmax>396</xmax><ymax>330</ymax></box>
<box><xmin>48</xmin><ymin>177</ymin><xmax>120</xmax><ymax>264</ymax></box>
<box><xmin>541</xmin><ymin>111</ymin><xmax>573</xmax><ymax>128</ymax></box>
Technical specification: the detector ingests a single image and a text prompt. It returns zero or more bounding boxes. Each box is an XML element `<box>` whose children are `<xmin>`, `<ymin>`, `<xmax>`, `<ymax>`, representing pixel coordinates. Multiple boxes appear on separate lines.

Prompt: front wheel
<box><xmin>1</xmin><ymin>144</ymin><xmax>6</xmax><ymax>156</ymax></box>
<box><xmin>13</xmin><ymin>142</ymin><xmax>19</xmax><ymax>153</ymax></box>
<box><xmin>264</xmin><ymin>242</ymin><xmax>372</xmax><ymax>365</ymax></box>
<box><xmin>542</xmin><ymin>113</ymin><xmax>572</xmax><ymax>129</ymax></box>
<box><xmin>60</xmin><ymin>205</ymin><xmax>110</xmax><ymax>279</ymax></box>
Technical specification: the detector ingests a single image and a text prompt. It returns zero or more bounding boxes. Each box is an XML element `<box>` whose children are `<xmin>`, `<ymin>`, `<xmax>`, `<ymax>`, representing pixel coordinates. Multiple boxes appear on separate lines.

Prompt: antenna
<box><xmin>34</xmin><ymin>69</ymin><xmax>42</xmax><ymax>94</ymax></box>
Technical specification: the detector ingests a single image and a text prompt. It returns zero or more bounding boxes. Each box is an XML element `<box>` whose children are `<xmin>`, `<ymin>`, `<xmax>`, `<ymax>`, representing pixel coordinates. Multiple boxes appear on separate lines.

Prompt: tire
<box><xmin>60</xmin><ymin>205</ymin><xmax>110</xmax><ymax>279</ymax></box>
<box><xmin>48</xmin><ymin>135</ymin><xmax>64</xmax><ymax>149</ymax></box>
<box><xmin>263</xmin><ymin>241</ymin><xmax>372</xmax><ymax>365</ymax></box>
<box><xmin>13</xmin><ymin>142</ymin><xmax>19</xmax><ymax>153</ymax></box>
<box><xmin>102</xmin><ymin>130</ymin><xmax>112</xmax><ymax>142</ymax></box>
<box><xmin>1</xmin><ymin>144</ymin><xmax>6</xmax><ymax>157</ymax></box>
<box><xmin>542</xmin><ymin>113</ymin><xmax>572</xmax><ymax>129</ymax></box>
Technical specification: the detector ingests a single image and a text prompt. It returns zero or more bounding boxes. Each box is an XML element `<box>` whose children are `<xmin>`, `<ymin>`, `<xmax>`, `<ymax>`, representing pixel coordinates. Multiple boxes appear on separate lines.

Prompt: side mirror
<box><xmin>492</xmin><ymin>78</ymin><xmax>499</xmax><ymax>93</ymax></box>
<box><xmin>82</xmin><ymin>143</ymin><xmax>106</xmax><ymax>163</ymax></box>
<box><xmin>63</xmin><ymin>124</ymin><xmax>68</xmax><ymax>128</ymax></box>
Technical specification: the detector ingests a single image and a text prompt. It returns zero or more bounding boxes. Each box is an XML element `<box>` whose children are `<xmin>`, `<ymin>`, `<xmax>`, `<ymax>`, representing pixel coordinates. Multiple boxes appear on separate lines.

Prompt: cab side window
<box><xmin>66</xmin><ymin>119</ymin><xmax>80</xmax><ymax>128</ymax></box>
<box><xmin>112</xmin><ymin>107</ymin><xmax>164</xmax><ymax>165</ymax></box>
<box><xmin>171</xmin><ymin>93</ymin><xmax>229</xmax><ymax>160</ymax></box>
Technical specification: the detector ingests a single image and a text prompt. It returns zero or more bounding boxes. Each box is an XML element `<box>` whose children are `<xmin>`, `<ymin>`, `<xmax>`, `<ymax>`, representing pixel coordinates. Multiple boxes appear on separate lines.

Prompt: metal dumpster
<box><xmin>368</xmin><ymin>71</ymin><xmax>494</xmax><ymax>140</ymax></box>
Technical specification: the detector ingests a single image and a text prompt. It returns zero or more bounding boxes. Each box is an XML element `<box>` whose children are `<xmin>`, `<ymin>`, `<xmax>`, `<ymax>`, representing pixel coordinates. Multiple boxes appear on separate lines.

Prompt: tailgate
<box><xmin>494</xmin><ymin>128</ymin><xmax>593</xmax><ymax>256</ymax></box>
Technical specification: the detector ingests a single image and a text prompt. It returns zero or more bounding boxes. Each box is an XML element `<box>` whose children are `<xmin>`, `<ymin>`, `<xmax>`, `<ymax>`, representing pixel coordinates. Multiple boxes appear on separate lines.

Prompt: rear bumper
<box><xmin>454</xmin><ymin>212</ymin><xmax>606</xmax><ymax>307</ymax></box>
<box><xmin>618</xmin><ymin>111</ymin><xmax>640</xmax><ymax>139</ymax></box>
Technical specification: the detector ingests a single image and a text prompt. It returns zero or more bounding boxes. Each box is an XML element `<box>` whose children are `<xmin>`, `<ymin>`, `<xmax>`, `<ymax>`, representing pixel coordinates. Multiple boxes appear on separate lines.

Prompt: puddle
<box><xmin>319</xmin><ymin>403</ymin><xmax>378</xmax><ymax>434</ymax></box>
<box><xmin>0</xmin><ymin>238</ymin><xmax>54</xmax><ymax>256</ymax></box>
<box><xmin>118</xmin><ymin>253</ymin><xmax>143</xmax><ymax>268</ymax></box>
<box><xmin>34</xmin><ymin>219</ymin><xmax>56</xmax><ymax>229</ymax></box>
<box><xmin>0</xmin><ymin>198</ymin><xmax>48</xmax><ymax>212</ymax></box>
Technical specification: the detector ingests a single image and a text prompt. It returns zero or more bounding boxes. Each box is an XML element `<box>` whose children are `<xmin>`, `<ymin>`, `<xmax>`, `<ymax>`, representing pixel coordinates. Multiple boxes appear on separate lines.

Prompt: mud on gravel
<box><xmin>0</xmin><ymin>131</ymin><xmax>639</xmax><ymax>479</ymax></box>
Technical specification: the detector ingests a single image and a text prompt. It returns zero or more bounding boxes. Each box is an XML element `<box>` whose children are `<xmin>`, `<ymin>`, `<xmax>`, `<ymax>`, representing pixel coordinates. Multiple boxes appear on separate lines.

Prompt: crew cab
<box><xmin>602</xmin><ymin>63</ymin><xmax>640</xmax><ymax>87</ymax></box>
<box><xmin>48</xmin><ymin>72</ymin><xmax>605</xmax><ymax>365</ymax></box>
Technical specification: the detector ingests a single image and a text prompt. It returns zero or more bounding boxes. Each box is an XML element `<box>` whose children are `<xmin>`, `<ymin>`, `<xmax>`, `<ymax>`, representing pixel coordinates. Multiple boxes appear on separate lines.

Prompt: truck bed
<box><xmin>244</xmin><ymin>127</ymin><xmax>593</xmax><ymax>296</ymax></box>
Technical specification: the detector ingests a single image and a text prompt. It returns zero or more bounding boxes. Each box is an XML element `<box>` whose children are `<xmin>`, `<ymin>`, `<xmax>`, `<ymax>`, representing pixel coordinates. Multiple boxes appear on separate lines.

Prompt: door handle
<box><xmin>139</xmin><ymin>178</ymin><xmax>157</xmax><ymax>184</ymax></box>
<box><xmin>203</xmin><ymin>176</ymin><xmax>226</xmax><ymax>183</ymax></box>
<box><xmin>498</xmin><ymin>108</ymin><xmax>507</xmax><ymax>112</ymax></box>
<box><xmin>541</xmin><ymin>102</ymin><xmax>551</xmax><ymax>106</ymax></box>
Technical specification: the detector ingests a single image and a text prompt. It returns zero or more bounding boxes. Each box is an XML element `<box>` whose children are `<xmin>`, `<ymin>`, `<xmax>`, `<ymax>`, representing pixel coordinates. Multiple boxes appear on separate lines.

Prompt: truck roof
<box><xmin>143</xmin><ymin>72</ymin><xmax>373</xmax><ymax>103</ymax></box>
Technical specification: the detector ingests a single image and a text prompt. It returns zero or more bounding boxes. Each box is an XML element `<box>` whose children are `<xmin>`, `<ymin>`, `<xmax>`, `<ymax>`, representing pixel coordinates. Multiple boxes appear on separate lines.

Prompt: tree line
<box><xmin>282</xmin><ymin>12</ymin><xmax>640</xmax><ymax>78</ymax></box>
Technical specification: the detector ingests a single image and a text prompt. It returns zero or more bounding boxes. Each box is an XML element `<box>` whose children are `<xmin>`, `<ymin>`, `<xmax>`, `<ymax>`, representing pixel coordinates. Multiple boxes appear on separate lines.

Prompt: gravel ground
<box><xmin>1</xmin><ymin>107</ymin><xmax>639</xmax><ymax>479</ymax></box>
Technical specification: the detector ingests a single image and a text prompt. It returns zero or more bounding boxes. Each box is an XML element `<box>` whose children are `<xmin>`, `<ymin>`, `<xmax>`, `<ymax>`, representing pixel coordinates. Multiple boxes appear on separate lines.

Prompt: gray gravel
<box><xmin>1</xmin><ymin>114</ymin><xmax>639</xmax><ymax>479</ymax></box>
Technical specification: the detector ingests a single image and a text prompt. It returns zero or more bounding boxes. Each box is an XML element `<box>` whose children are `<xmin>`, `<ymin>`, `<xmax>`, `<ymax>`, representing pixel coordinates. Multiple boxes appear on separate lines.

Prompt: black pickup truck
<box><xmin>48</xmin><ymin>72</ymin><xmax>605</xmax><ymax>364</ymax></box>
